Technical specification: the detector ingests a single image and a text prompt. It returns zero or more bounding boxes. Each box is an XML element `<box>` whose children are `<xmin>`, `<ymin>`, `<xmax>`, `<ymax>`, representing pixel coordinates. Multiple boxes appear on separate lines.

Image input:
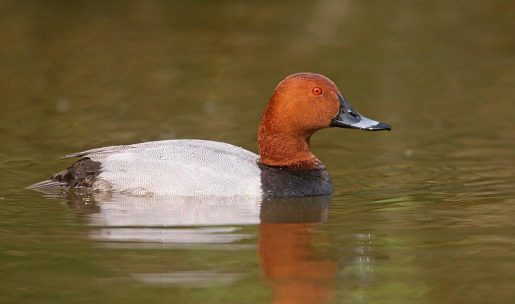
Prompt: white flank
<box><xmin>71</xmin><ymin>139</ymin><xmax>262</xmax><ymax>196</ymax></box>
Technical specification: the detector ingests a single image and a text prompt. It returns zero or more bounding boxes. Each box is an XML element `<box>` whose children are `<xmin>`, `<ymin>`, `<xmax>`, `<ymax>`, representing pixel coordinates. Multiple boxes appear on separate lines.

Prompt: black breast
<box><xmin>259</xmin><ymin>163</ymin><xmax>333</xmax><ymax>198</ymax></box>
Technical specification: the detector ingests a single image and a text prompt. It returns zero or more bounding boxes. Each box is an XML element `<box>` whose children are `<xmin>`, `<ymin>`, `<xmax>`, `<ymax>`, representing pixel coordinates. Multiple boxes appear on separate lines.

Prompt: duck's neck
<box><xmin>258</xmin><ymin>124</ymin><xmax>324</xmax><ymax>170</ymax></box>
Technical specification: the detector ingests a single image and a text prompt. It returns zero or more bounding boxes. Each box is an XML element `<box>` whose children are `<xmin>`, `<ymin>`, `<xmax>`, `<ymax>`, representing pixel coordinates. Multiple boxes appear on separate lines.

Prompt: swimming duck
<box><xmin>30</xmin><ymin>73</ymin><xmax>391</xmax><ymax>197</ymax></box>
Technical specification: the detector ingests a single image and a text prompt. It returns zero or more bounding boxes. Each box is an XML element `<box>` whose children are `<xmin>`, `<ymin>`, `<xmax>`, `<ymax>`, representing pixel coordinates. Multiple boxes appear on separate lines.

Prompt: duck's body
<box><xmin>58</xmin><ymin>140</ymin><xmax>261</xmax><ymax>196</ymax></box>
<box><xmin>33</xmin><ymin>139</ymin><xmax>332</xmax><ymax>197</ymax></box>
<box><xmin>30</xmin><ymin>73</ymin><xmax>390</xmax><ymax>197</ymax></box>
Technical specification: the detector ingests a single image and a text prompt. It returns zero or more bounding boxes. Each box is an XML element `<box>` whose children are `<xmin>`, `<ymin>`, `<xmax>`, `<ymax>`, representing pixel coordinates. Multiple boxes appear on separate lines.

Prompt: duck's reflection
<box><xmin>260</xmin><ymin>197</ymin><xmax>336</xmax><ymax>304</ymax></box>
<box><xmin>62</xmin><ymin>192</ymin><xmax>337</xmax><ymax>302</ymax></box>
<box><xmin>62</xmin><ymin>192</ymin><xmax>261</xmax><ymax>246</ymax></box>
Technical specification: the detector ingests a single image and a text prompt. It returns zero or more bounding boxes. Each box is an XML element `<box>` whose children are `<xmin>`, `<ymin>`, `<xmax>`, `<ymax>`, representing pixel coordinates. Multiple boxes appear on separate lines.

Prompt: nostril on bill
<box><xmin>348</xmin><ymin>111</ymin><xmax>360</xmax><ymax>119</ymax></box>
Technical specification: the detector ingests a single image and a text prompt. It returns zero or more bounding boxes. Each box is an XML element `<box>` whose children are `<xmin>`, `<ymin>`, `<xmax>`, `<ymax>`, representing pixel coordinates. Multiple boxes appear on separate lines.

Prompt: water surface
<box><xmin>1</xmin><ymin>1</ymin><xmax>514</xmax><ymax>303</ymax></box>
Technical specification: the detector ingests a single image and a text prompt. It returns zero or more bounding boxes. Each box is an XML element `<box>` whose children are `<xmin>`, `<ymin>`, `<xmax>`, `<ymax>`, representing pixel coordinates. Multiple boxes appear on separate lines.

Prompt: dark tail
<box><xmin>27</xmin><ymin>178</ymin><xmax>66</xmax><ymax>189</ymax></box>
<box><xmin>28</xmin><ymin>158</ymin><xmax>102</xmax><ymax>190</ymax></box>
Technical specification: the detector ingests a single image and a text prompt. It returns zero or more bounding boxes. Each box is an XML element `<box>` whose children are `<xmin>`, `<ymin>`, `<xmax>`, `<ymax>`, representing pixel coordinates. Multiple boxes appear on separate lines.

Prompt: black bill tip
<box><xmin>366</xmin><ymin>122</ymin><xmax>392</xmax><ymax>131</ymax></box>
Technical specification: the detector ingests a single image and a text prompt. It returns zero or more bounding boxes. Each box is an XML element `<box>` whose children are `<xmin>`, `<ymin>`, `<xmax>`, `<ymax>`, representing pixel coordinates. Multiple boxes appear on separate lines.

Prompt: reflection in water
<box><xmin>259</xmin><ymin>223</ymin><xmax>336</xmax><ymax>304</ymax></box>
<box><xmin>131</xmin><ymin>271</ymin><xmax>246</xmax><ymax>288</ymax></box>
<box><xmin>260</xmin><ymin>197</ymin><xmax>336</xmax><ymax>304</ymax></box>
<box><xmin>91</xmin><ymin>226</ymin><xmax>250</xmax><ymax>245</ymax></box>
<box><xmin>62</xmin><ymin>191</ymin><xmax>338</xmax><ymax>302</ymax></box>
<box><xmin>71</xmin><ymin>192</ymin><xmax>262</xmax><ymax>227</ymax></box>
<box><xmin>63</xmin><ymin>191</ymin><xmax>261</xmax><ymax>246</ymax></box>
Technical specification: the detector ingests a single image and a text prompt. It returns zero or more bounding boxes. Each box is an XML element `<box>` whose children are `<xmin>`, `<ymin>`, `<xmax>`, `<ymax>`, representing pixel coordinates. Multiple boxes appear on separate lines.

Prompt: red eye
<box><xmin>312</xmin><ymin>87</ymin><xmax>322</xmax><ymax>95</ymax></box>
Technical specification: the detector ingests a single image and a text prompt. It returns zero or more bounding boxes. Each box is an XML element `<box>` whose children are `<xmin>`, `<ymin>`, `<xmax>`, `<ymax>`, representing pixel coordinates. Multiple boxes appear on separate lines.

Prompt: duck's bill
<box><xmin>330</xmin><ymin>95</ymin><xmax>391</xmax><ymax>131</ymax></box>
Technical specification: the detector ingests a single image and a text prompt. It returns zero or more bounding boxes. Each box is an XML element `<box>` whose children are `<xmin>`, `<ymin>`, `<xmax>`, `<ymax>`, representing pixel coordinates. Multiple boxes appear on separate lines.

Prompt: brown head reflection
<box><xmin>259</xmin><ymin>196</ymin><xmax>337</xmax><ymax>304</ymax></box>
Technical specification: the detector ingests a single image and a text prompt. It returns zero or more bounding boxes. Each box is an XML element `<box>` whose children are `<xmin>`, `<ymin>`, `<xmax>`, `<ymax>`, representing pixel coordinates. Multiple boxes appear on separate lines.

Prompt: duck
<box><xmin>29</xmin><ymin>73</ymin><xmax>391</xmax><ymax>197</ymax></box>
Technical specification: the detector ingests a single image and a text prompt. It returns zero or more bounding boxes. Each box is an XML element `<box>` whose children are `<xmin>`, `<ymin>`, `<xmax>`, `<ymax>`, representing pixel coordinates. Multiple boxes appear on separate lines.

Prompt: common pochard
<box><xmin>30</xmin><ymin>73</ymin><xmax>391</xmax><ymax>197</ymax></box>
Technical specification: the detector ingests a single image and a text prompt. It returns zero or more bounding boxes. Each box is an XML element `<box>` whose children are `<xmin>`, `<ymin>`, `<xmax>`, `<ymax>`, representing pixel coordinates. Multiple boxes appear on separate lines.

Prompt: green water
<box><xmin>1</xmin><ymin>1</ymin><xmax>515</xmax><ymax>303</ymax></box>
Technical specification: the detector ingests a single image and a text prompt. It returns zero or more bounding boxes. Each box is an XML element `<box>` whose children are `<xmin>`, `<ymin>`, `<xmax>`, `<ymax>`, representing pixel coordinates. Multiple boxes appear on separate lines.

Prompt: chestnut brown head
<box><xmin>258</xmin><ymin>73</ymin><xmax>390</xmax><ymax>168</ymax></box>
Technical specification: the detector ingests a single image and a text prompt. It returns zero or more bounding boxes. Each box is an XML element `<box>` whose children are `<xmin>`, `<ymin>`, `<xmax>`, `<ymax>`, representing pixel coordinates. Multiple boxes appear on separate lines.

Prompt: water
<box><xmin>1</xmin><ymin>1</ymin><xmax>515</xmax><ymax>303</ymax></box>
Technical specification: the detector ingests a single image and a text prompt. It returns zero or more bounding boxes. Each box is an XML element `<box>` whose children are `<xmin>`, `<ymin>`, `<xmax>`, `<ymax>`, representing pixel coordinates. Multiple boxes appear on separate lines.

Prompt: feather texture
<box><xmin>72</xmin><ymin>140</ymin><xmax>262</xmax><ymax>196</ymax></box>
